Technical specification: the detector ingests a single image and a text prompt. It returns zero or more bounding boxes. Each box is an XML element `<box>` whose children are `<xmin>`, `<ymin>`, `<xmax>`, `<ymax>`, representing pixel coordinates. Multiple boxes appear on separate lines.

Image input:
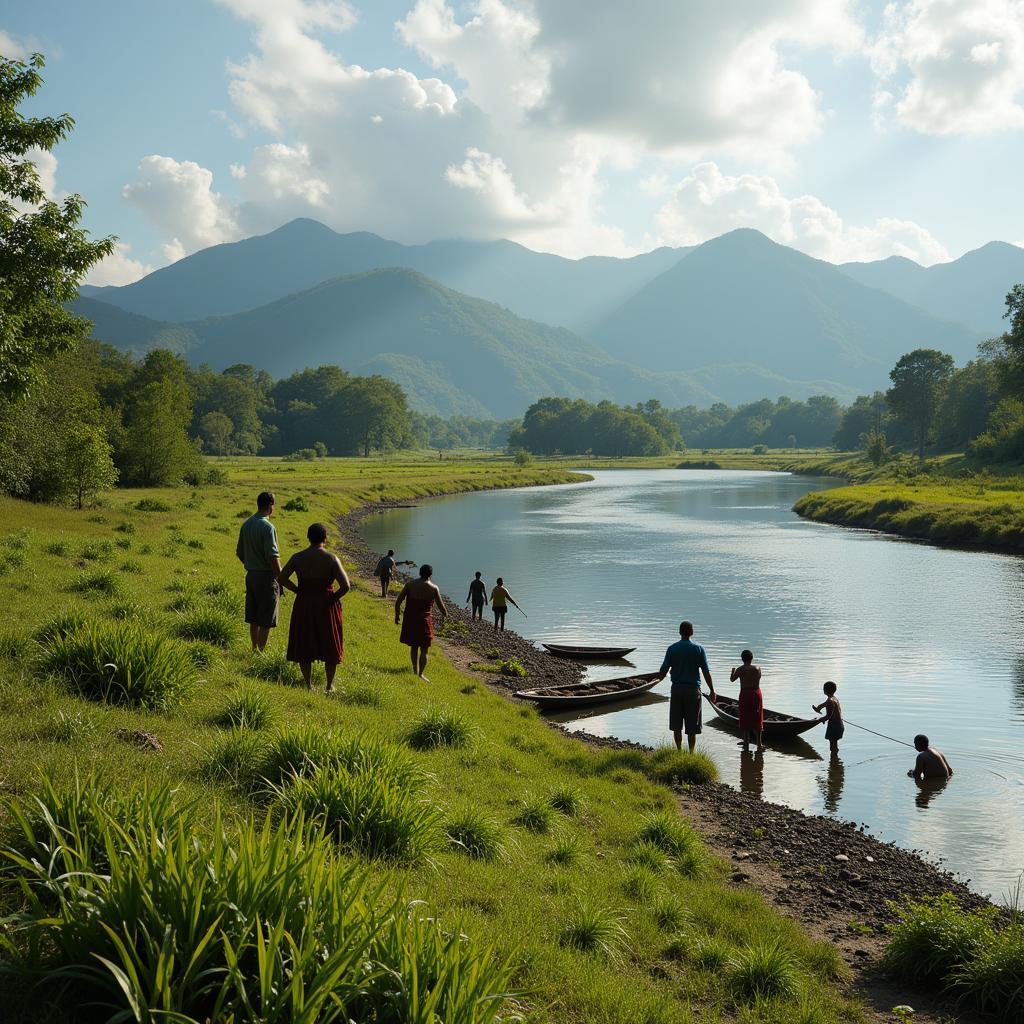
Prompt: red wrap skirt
<box><xmin>738</xmin><ymin>688</ymin><xmax>764</xmax><ymax>731</ymax></box>
<box><xmin>287</xmin><ymin>584</ymin><xmax>343</xmax><ymax>665</ymax></box>
<box><xmin>400</xmin><ymin>596</ymin><xmax>435</xmax><ymax>648</ymax></box>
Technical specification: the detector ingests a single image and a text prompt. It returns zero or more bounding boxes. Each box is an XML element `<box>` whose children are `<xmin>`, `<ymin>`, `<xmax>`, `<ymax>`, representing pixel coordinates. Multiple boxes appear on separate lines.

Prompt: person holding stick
<box><xmin>490</xmin><ymin>576</ymin><xmax>522</xmax><ymax>631</ymax></box>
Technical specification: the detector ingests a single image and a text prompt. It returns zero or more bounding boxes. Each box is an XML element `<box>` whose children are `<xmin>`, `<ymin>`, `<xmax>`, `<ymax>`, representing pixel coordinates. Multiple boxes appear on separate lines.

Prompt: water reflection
<box><xmin>739</xmin><ymin>750</ymin><xmax>765</xmax><ymax>798</ymax></box>
<box><xmin>818</xmin><ymin>752</ymin><xmax>845</xmax><ymax>812</ymax></box>
<box><xmin>915</xmin><ymin>778</ymin><xmax>949</xmax><ymax>810</ymax></box>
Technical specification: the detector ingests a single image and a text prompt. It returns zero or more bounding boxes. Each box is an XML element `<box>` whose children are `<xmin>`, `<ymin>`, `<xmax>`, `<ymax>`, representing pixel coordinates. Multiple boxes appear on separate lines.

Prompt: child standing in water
<box><xmin>813</xmin><ymin>680</ymin><xmax>844</xmax><ymax>752</ymax></box>
<box><xmin>730</xmin><ymin>649</ymin><xmax>763</xmax><ymax>752</ymax></box>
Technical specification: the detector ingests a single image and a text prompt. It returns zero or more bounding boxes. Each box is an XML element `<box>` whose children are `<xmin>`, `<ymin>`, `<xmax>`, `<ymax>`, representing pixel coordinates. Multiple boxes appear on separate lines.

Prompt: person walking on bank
<box><xmin>466</xmin><ymin>571</ymin><xmax>487</xmax><ymax>620</ymax></box>
<box><xmin>236</xmin><ymin>490</ymin><xmax>282</xmax><ymax>652</ymax></box>
<box><xmin>395</xmin><ymin>564</ymin><xmax>447</xmax><ymax>680</ymax></box>
<box><xmin>375</xmin><ymin>549</ymin><xmax>397</xmax><ymax>598</ymax></box>
<box><xmin>278</xmin><ymin>523</ymin><xmax>350</xmax><ymax>692</ymax></box>
<box><xmin>490</xmin><ymin>576</ymin><xmax>521</xmax><ymax>632</ymax></box>
<box><xmin>655</xmin><ymin>620</ymin><xmax>717</xmax><ymax>752</ymax></box>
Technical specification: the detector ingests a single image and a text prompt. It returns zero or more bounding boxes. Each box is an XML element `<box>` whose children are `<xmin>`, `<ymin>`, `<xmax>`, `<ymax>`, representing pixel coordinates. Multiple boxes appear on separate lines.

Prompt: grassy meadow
<box><xmin>0</xmin><ymin>453</ymin><xmax>864</xmax><ymax>1023</ymax></box>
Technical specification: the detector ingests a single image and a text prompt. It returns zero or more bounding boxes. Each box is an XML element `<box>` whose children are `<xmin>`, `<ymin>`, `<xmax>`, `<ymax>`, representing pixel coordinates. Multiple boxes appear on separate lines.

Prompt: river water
<box><xmin>361</xmin><ymin>469</ymin><xmax>1024</xmax><ymax>898</ymax></box>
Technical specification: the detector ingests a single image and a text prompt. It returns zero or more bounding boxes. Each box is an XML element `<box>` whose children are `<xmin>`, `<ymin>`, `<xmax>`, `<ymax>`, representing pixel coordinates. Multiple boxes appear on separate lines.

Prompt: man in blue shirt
<box><xmin>236</xmin><ymin>490</ymin><xmax>282</xmax><ymax>652</ymax></box>
<box><xmin>655</xmin><ymin>620</ymin><xmax>717</xmax><ymax>751</ymax></box>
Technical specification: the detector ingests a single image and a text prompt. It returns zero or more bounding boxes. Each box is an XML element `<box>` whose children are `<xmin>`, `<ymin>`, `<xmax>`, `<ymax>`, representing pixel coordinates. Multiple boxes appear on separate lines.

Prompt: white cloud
<box><xmin>122</xmin><ymin>155</ymin><xmax>241</xmax><ymax>259</ymax></box>
<box><xmin>85</xmin><ymin>243</ymin><xmax>154</xmax><ymax>286</ymax></box>
<box><xmin>870</xmin><ymin>0</ymin><xmax>1024</xmax><ymax>134</ymax></box>
<box><xmin>0</xmin><ymin>29</ymin><xmax>28</xmax><ymax>59</ymax></box>
<box><xmin>653</xmin><ymin>162</ymin><xmax>950</xmax><ymax>265</ymax></box>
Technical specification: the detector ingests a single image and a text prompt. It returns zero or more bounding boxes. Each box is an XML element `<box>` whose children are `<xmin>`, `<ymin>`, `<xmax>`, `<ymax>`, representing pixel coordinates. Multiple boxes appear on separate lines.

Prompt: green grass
<box><xmin>407</xmin><ymin>704</ymin><xmax>474</xmax><ymax>750</ymax></box>
<box><xmin>559</xmin><ymin>901</ymin><xmax>630</xmax><ymax>960</ymax></box>
<box><xmin>445</xmin><ymin>806</ymin><xmax>510</xmax><ymax>861</ymax></box>
<box><xmin>646</xmin><ymin>746</ymin><xmax>720</xmax><ymax>786</ymax></box>
<box><xmin>634</xmin><ymin>811</ymin><xmax>706</xmax><ymax>877</ymax></box>
<box><xmin>174</xmin><ymin>605</ymin><xmax>241</xmax><ymax>647</ymax></box>
<box><xmin>217</xmin><ymin>685</ymin><xmax>275</xmax><ymax>730</ymax></box>
<box><xmin>512</xmin><ymin>793</ymin><xmax>555</xmax><ymax>834</ymax></box>
<box><xmin>727</xmin><ymin>936</ymin><xmax>803</xmax><ymax>1002</ymax></box>
<box><xmin>0</xmin><ymin>455</ymin><xmax>864</xmax><ymax>1023</ymax></box>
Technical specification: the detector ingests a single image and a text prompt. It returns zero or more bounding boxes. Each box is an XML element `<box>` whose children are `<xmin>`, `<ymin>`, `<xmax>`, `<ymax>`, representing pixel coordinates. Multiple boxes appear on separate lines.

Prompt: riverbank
<box><xmin>345</xmin><ymin>483</ymin><xmax>1000</xmax><ymax>1024</ymax></box>
<box><xmin>0</xmin><ymin>455</ymin><xmax>876</xmax><ymax>1024</ymax></box>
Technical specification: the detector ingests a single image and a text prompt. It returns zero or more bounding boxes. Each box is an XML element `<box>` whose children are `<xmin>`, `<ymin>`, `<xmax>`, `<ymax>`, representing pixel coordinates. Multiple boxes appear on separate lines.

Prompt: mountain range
<box><xmin>75</xmin><ymin>219</ymin><xmax>1024</xmax><ymax>415</ymax></box>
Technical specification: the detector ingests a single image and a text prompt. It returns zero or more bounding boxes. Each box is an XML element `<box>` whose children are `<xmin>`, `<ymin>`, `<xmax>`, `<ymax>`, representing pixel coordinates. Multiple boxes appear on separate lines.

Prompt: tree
<box><xmin>862</xmin><ymin>429</ymin><xmax>891</xmax><ymax>467</ymax></box>
<box><xmin>63</xmin><ymin>425</ymin><xmax>117</xmax><ymax>508</ymax></box>
<box><xmin>119</xmin><ymin>377</ymin><xmax>200</xmax><ymax>485</ymax></box>
<box><xmin>199</xmin><ymin>410</ymin><xmax>234</xmax><ymax>454</ymax></box>
<box><xmin>886</xmin><ymin>349</ymin><xmax>955</xmax><ymax>460</ymax></box>
<box><xmin>0</xmin><ymin>54</ymin><xmax>113</xmax><ymax>397</ymax></box>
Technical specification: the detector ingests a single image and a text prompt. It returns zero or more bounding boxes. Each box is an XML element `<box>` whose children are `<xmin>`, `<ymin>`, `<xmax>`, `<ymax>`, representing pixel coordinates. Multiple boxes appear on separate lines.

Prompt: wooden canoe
<box><xmin>705</xmin><ymin>693</ymin><xmax>820</xmax><ymax>738</ymax></box>
<box><xmin>517</xmin><ymin>672</ymin><xmax>660</xmax><ymax>710</ymax></box>
<box><xmin>541</xmin><ymin>643</ymin><xmax>637</xmax><ymax>660</ymax></box>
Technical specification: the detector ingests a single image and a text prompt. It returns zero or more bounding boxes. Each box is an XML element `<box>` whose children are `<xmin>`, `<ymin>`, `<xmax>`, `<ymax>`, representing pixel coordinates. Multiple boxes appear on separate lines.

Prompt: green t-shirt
<box><xmin>236</xmin><ymin>513</ymin><xmax>279</xmax><ymax>572</ymax></box>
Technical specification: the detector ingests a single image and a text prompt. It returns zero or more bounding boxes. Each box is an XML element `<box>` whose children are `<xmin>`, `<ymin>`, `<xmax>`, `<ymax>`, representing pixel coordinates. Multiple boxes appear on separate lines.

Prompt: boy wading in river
<box><xmin>813</xmin><ymin>680</ymin><xmax>844</xmax><ymax>752</ymax></box>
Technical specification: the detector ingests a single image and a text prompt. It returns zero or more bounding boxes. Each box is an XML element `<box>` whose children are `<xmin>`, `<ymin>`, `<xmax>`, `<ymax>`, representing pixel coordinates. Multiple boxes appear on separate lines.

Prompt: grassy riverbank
<box><xmin>0</xmin><ymin>454</ymin><xmax>862</xmax><ymax>1023</ymax></box>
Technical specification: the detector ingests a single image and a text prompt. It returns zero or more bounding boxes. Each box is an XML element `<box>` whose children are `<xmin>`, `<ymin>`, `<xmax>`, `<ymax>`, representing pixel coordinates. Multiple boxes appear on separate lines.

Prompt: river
<box><xmin>360</xmin><ymin>468</ymin><xmax>1024</xmax><ymax>898</ymax></box>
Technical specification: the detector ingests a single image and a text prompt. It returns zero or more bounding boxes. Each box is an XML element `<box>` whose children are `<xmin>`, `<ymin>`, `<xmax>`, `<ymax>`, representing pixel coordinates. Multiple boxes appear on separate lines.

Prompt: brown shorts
<box><xmin>245</xmin><ymin>571</ymin><xmax>279</xmax><ymax>628</ymax></box>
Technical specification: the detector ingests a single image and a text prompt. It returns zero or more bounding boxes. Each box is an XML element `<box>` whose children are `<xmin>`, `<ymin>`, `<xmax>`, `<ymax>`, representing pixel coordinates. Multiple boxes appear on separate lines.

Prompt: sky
<box><xmin>4</xmin><ymin>0</ymin><xmax>1024</xmax><ymax>285</ymax></box>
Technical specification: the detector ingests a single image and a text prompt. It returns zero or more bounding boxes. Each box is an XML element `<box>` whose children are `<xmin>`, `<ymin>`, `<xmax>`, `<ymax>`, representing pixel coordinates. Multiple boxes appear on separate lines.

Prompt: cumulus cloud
<box><xmin>870</xmin><ymin>0</ymin><xmax>1024</xmax><ymax>134</ymax></box>
<box><xmin>0</xmin><ymin>29</ymin><xmax>28</xmax><ymax>59</ymax></box>
<box><xmin>653</xmin><ymin>162</ymin><xmax>950</xmax><ymax>265</ymax></box>
<box><xmin>85</xmin><ymin>243</ymin><xmax>154</xmax><ymax>286</ymax></box>
<box><xmin>122</xmin><ymin>155</ymin><xmax>241</xmax><ymax>260</ymax></box>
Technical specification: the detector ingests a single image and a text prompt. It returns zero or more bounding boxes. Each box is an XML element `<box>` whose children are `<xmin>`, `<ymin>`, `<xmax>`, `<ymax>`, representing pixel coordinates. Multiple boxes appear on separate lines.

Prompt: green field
<box><xmin>0</xmin><ymin>454</ymin><xmax>864</xmax><ymax>1023</ymax></box>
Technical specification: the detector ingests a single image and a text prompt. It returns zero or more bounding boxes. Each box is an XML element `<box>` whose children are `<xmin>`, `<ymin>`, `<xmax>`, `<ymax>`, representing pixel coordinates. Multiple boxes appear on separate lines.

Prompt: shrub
<box><xmin>284</xmin><ymin>448</ymin><xmax>318</xmax><ymax>462</ymax></box>
<box><xmin>0</xmin><ymin>777</ymin><xmax>515</xmax><ymax>1023</ymax></box>
<box><xmin>203</xmin><ymin>728</ymin><xmax>269</xmax><ymax>786</ymax></box>
<box><xmin>40</xmin><ymin>621</ymin><xmax>196</xmax><ymax>709</ymax></box>
<box><xmin>545</xmin><ymin>833</ymin><xmax>582</xmax><ymax>867</ymax></box>
<box><xmin>174</xmin><ymin>606</ymin><xmax>239</xmax><ymax>648</ymax></box>
<box><xmin>218</xmin><ymin>686</ymin><xmax>275</xmax><ymax>730</ymax></box>
<box><xmin>727</xmin><ymin>936</ymin><xmax>802</xmax><ymax>1002</ymax></box>
<box><xmin>634</xmin><ymin>811</ymin><xmax>705</xmax><ymax>877</ymax></box>
<box><xmin>498</xmin><ymin>657</ymin><xmax>527</xmax><ymax>678</ymax></box>
<box><xmin>275</xmin><ymin>762</ymin><xmax>443</xmax><ymax>863</ymax></box>
<box><xmin>70</xmin><ymin>568</ymin><xmax>120</xmax><ymax>596</ymax></box>
<box><xmin>559</xmin><ymin>901</ymin><xmax>629</xmax><ymax>960</ymax></box>
<box><xmin>284</xmin><ymin>496</ymin><xmax>310</xmax><ymax>511</ymax></box>
<box><xmin>512</xmin><ymin>794</ymin><xmax>554</xmax><ymax>834</ymax></box>
<box><xmin>407</xmin><ymin>705</ymin><xmax>473</xmax><ymax>750</ymax></box>
<box><xmin>549</xmin><ymin>784</ymin><xmax>583</xmax><ymax>816</ymax></box>
<box><xmin>445</xmin><ymin>807</ymin><xmax>509</xmax><ymax>860</ymax></box>
<box><xmin>134</xmin><ymin>498</ymin><xmax>172</xmax><ymax>512</ymax></box>
<box><xmin>646</xmin><ymin>746</ymin><xmax>719</xmax><ymax>786</ymax></box>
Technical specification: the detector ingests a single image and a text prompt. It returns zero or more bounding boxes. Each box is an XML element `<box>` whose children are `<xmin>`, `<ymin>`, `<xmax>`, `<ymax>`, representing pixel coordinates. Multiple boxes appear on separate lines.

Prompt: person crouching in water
<box><xmin>813</xmin><ymin>680</ymin><xmax>844</xmax><ymax>752</ymax></box>
<box><xmin>730</xmin><ymin>649</ymin><xmax>764</xmax><ymax>752</ymax></box>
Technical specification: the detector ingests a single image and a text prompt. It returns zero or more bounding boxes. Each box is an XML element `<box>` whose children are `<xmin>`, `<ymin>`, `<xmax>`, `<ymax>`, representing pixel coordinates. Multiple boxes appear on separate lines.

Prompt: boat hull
<box><xmin>705</xmin><ymin>693</ymin><xmax>820</xmax><ymax>738</ymax></box>
<box><xmin>541</xmin><ymin>644</ymin><xmax>637</xmax><ymax>660</ymax></box>
<box><xmin>518</xmin><ymin>672</ymin><xmax>660</xmax><ymax>710</ymax></box>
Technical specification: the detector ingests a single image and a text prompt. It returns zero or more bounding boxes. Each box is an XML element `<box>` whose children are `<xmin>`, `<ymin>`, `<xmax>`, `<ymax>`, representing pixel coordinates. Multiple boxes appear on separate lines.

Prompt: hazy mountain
<box><xmin>80</xmin><ymin>218</ymin><xmax>687</xmax><ymax>333</ymax></box>
<box><xmin>71</xmin><ymin>297</ymin><xmax>200</xmax><ymax>356</ymax></box>
<box><xmin>591</xmin><ymin>229</ymin><xmax>979</xmax><ymax>392</ymax></box>
<box><xmin>840</xmin><ymin>241</ymin><xmax>1024</xmax><ymax>336</ymax></box>
<box><xmin>77</xmin><ymin>269</ymin><xmax>732</xmax><ymax>418</ymax></box>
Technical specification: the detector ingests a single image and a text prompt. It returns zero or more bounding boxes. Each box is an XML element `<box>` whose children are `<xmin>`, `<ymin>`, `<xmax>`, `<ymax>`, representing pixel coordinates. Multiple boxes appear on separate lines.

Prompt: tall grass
<box><xmin>40</xmin><ymin>621</ymin><xmax>196</xmax><ymax>709</ymax></box>
<box><xmin>218</xmin><ymin>686</ymin><xmax>275</xmax><ymax>730</ymax></box>
<box><xmin>646</xmin><ymin>746</ymin><xmax>719</xmax><ymax>786</ymax></box>
<box><xmin>634</xmin><ymin>811</ymin><xmax>706</xmax><ymax>878</ymax></box>
<box><xmin>70</xmin><ymin>568</ymin><xmax>120</xmax><ymax>595</ymax></box>
<box><xmin>727</xmin><ymin>936</ymin><xmax>803</xmax><ymax>1002</ymax></box>
<box><xmin>512</xmin><ymin>794</ymin><xmax>555</xmax><ymax>834</ymax></box>
<box><xmin>559</xmin><ymin>901</ymin><xmax>630</xmax><ymax>961</ymax></box>
<box><xmin>247</xmin><ymin>649</ymin><xmax>302</xmax><ymax>686</ymax></box>
<box><xmin>204</xmin><ymin>728</ymin><xmax>269</xmax><ymax>787</ymax></box>
<box><xmin>445</xmin><ymin>807</ymin><xmax>509</xmax><ymax>861</ymax></box>
<box><xmin>0</xmin><ymin>776</ymin><xmax>514</xmax><ymax>1023</ymax></box>
<box><xmin>174</xmin><ymin>605</ymin><xmax>240</xmax><ymax>647</ymax></box>
<box><xmin>407</xmin><ymin>705</ymin><xmax>474</xmax><ymax>750</ymax></box>
<box><xmin>884</xmin><ymin>894</ymin><xmax>1022</xmax><ymax>1020</ymax></box>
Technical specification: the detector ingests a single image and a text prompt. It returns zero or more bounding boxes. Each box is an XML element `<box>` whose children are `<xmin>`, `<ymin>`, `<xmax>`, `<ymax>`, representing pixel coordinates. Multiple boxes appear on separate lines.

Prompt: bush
<box><xmin>0</xmin><ymin>777</ymin><xmax>514</xmax><ymax>1023</ymax></box>
<box><xmin>646</xmin><ymin>746</ymin><xmax>719</xmax><ymax>786</ymax></box>
<box><xmin>275</xmin><ymin>762</ymin><xmax>442</xmax><ymax>863</ymax></box>
<box><xmin>174</xmin><ymin>606</ymin><xmax>239</xmax><ymax>648</ymax></box>
<box><xmin>559</xmin><ymin>901</ymin><xmax>629</xmax><ymax>960</ymax></box>
<box><xmin>445</xmin><ymin>807</ymin><xmax>509</xmax><ymax>860</ymax></box>
<box><xmin>284</xmin><ymin>496</ymin><xmax>310</xmax><ymax>511</ymax></box>
<box><xmin>218</xmin><ymin>686</ymin><xmax>275</xmax><ymax>730</ymax></box>
<box><xmin>134</xmin><ymin>498</ymin><xmax>172</xmax><ymax>512</ymax></box>
<box><xmin>498</xmin><ymin>657</ymin><xmax>527</xmax><ymax>678</ymax></box>
<box><xmin>70</xmin><ymin>568</ymin><xmax>120</xmax><ymax>596</ymax></box>
<box><xmin>407</xmin><ymin>705</ymin><xmax>473</xmax><ymax>750</ymax></box>
<box><xmin>40</xmin><ymin>621</ymin><xmax>196</xmax><ymax>709</ymax></box>
<box><xmin>752</xmin><ymin>444</ymin><xmax>768</xmax><ymax>455</ymax></box>
<box><xmin>634</xmin><ymin>811</ymin><xmax>705</xmax><ymax>877</ymax></box>
<box><xmin>512</xmin><ymin>794</ymin><xmax>554</xmax><ymax>834</ymax></box>
<box><xmin>284</xmin><ymin>448</ymin><xmax>319</xmax><ymax>462</ymax></box>
<box><xmin>727</xmin><ymin>937</ymin><xmax>802</xmax><ymax>1002</ymax></box>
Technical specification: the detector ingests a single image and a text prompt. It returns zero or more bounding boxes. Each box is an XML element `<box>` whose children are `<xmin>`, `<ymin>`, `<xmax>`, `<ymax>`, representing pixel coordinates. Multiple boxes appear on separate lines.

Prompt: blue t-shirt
<box><xmin>660</xmin><ymin>638</ymin><xmax>710</xmax><ymax>686</ymax></box>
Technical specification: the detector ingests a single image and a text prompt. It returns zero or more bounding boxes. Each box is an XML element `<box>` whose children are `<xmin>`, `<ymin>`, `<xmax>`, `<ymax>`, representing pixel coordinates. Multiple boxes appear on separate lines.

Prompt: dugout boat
<box><xmin>705</xmin><ymin>693</ymin><xmax>820</xmax><ymax>738</ymax></box>
<box><xmin>541</xmin><ymin>643</ymin><xmax>637</xmax><ymax>660</ymax></box>
<box><xmin>516</xmin><ymin>672</ymin><xmax>660</xmax><ymax>710</ymax></box>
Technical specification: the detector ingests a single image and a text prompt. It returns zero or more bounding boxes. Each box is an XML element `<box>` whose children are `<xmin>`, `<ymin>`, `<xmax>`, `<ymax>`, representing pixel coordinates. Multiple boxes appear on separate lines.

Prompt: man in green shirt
<box><xmin>236</xmin><ymin>490</ymin><xmax>282</xmax><ymax>651</ymax></box>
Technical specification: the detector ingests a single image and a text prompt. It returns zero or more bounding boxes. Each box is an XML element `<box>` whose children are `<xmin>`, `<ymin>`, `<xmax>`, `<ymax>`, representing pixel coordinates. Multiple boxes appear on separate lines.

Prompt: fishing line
<box><xmin>843</xmin><ymin>718</ymin><xmax>915</xmax><ymax>747</ymax></box>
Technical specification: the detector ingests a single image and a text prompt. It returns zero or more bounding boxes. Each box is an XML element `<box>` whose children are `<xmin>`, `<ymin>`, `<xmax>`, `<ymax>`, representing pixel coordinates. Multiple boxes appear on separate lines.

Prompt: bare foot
<box><xmin>418</xmin><ymin>674</ymin><xmax>431</xmax><ymax>683</ymax></box>
<box><xmin>325</xmin><ymin>686</ymin><xmax>334</xmax><ymax>694</ymax></box>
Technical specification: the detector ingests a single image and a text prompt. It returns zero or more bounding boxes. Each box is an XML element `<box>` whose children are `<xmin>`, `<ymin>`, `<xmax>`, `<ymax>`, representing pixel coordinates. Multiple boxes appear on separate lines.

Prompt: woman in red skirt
<box><xmin>730</xmin><ymin>649</ymin><xmax>764</xmax><ymax>752</ymax></box>
<box><xmin>394</xmin><ymin>563</ymin><xmax>447</xmax><ymax>681</ymax></box>
<box><xmin>278</xmin><ymin>523</ymin><xmax>350</xmax><ymax>692</ymax></box>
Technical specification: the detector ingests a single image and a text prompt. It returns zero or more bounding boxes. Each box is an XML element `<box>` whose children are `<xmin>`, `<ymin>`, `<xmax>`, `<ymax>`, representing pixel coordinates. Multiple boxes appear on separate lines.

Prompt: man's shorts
<box><xmin>471</xmin><ymin>600</ymin><xmax>485</xmax><ymax>612</ymax></box>
<box><xmin>245</xmin><ymin>571</ymin><xmax>279</xmax><ymax>628</ymax></box>
<box><xmin>669</xmin><ymin>684</ymin><xmax>702</xmax><ymax>734</ymax></box>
